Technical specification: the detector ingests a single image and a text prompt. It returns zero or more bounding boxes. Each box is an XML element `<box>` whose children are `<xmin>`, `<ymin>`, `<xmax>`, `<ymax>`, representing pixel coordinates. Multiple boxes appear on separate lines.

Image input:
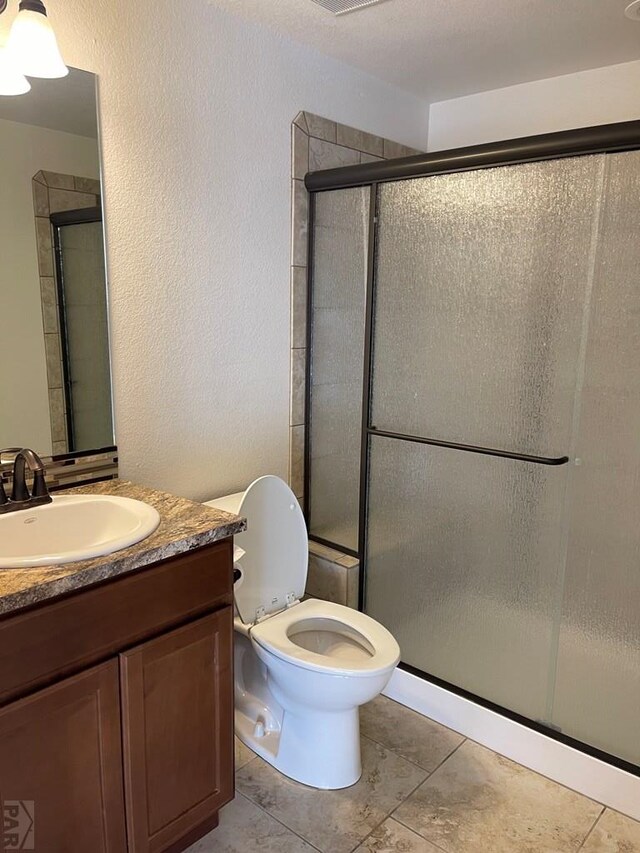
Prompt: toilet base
<box><xmin>235</xmin><ymin>705</ymin><xmax>362</xmax><ymax>790</ymax></box>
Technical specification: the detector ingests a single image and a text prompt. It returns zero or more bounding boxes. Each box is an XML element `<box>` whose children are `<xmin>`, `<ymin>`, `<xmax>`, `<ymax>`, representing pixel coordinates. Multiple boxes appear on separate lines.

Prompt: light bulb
<box><xmin>0</xmin><ymin>45</ymin><xmax>31</xmax><ymax>95</ymax></box>
<box><xmin>7</xmin><ymin>1</ymin><xmax>68</xmax><ymax>79</ymax></box>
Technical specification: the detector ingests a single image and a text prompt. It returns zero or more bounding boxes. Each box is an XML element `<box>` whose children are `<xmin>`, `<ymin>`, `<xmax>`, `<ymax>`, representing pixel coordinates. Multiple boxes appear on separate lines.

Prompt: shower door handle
<box><xmin>368</xmin><ymin>427</ymin><xmax>570</xmax><ymax>466</ymax></box>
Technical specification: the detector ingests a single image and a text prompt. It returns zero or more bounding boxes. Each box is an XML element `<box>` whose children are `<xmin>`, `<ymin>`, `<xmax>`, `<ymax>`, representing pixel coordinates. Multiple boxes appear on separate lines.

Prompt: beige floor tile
<box><xmin>360</xmin><ymin>696</ymin><xmax>464</xmax><ymax>771</ymax></box>
<box><xmin>581</xmin><ymin>809</ymin><xmax>640</xmax><ymax>852</ymax></box>
<box><xmin>355</xmin><ymin>818</ymin><xmax>443</xmax><ymax>852</ymax></box>
<box><xmin>235</xmin><ymin>736</ymin><xmax>255</xmax><ymax>771</ymax></box>
<box><xmin>395</xmin><ymin>740</ymin><xmax>602</xmax><ymax>853</ymax></box>
<box><xmin>185</xmin><ymin>792</ymin><xmax>316</xmax><ymax>852</ymax></box>
<box><xmin>236</xmin><ymin>736</ymin><xmax>428</xmax><ymax>853</ymax></box>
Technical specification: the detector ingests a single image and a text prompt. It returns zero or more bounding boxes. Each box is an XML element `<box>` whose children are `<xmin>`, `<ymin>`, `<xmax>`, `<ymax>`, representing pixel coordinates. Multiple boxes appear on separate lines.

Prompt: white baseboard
<box><xmin>383</xmin><ymin>667</ymin><xmax>640</xmax><ymax>821</ymax></box>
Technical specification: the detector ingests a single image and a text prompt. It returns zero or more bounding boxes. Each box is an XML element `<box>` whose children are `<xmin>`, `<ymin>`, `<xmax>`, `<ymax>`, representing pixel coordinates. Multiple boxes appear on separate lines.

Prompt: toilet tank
<box><xmin>203</xmin><ymin>491</ymin><xmax>244</xmax><ymax>516</ymax></box>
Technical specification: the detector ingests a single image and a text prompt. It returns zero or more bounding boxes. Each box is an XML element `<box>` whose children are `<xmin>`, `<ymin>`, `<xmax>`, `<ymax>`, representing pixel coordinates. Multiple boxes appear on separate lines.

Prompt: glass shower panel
<box><xmin>371</xmin><ymin>157</ymin><xmax>605</xmax><ymax>458</ymax></box>
<box><xmin>308</xmin><ymin>188</ymin><xmax>370</xmax><ymax>551</ymax></box>
<box><xmin>551</xmin><ymin>151</ymin><xmax>640</xmax><ymax>765</ymax></box>
<box><xmin>366</xmin><ymin>435</ymin><xmax>569</xmax><ymax>720</ymax></box>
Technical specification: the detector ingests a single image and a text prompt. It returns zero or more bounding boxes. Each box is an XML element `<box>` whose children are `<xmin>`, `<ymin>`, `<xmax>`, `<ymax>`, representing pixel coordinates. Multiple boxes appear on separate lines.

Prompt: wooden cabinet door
<box><xmin>0</xmin><ymin>660</ymin><xmax>127</xmax><ymax>853</ymax></box>
<box><xmin>120</xmin><ymin>608</ymin><xmax>234</xmax><ymax>853</ymax></box>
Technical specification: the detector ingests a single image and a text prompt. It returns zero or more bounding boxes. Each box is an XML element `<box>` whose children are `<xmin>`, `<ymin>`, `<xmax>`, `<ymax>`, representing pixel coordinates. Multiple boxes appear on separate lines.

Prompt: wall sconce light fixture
<box><xmin>0</xmin><ymin>0</ymin><xmax>68</xmax><ymax>96</ymax></box>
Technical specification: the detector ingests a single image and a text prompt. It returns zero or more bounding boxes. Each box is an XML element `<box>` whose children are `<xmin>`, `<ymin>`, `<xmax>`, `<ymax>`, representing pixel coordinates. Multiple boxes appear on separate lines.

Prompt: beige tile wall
<box><xmin>307</xmin><ymin>540</ymin><xmax>360</xmax><ymax>609</ymax></box>
<box><xmin>289</xmin><ymin>111</ymin><xmax>420</xmax><ymax>500</ymax></box>
<box><xmin>290</xmin><ymin>112</ymin><xmax>421</xmax><ymax>606</ymax></box>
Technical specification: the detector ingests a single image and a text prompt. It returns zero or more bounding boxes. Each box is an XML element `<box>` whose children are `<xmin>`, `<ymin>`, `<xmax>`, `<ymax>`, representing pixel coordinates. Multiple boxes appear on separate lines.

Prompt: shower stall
<box><xmin>303</xmin><ymin>121</ymin><xmax>640</xmax><ymax>772</ymax></box>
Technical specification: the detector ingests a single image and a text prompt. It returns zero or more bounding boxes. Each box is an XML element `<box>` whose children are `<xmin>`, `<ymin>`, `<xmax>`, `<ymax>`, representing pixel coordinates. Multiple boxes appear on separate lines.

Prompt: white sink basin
<box><xmin>0</xmin><ymin>495</ymin><xmax>161</xmax><ymax>568</ymax></box>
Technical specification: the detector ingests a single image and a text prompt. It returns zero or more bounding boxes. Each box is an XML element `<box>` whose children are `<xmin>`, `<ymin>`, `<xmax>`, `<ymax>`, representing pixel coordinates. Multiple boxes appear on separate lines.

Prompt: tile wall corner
<box><xmin>289</xmin><ymin>111</ymin><xmax>424</xmax><ymax>514</ymax></box>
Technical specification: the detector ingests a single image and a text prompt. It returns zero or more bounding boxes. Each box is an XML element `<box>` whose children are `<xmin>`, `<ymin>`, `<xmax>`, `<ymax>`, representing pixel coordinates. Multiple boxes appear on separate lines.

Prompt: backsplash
<box><xmin>1</xmin><ymin>448</ymin><xmax>118</xmax><ymax>493</ymax></box>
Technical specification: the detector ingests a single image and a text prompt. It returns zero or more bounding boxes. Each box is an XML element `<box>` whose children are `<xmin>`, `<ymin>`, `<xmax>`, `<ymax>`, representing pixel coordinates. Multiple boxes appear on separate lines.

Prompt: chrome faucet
<box><xmin>0</xmin><ymin>447</ymin><xmax>52</xmax><ymax>514</ymax></box>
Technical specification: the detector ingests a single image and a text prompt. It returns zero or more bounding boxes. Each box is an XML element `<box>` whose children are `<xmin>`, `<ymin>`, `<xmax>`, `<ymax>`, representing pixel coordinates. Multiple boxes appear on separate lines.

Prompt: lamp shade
<box><xmin>7</xmin><ymin>6</ymin><xmax>68</xmax><ymax>79</ymax></box>
<box><xmin>0</xmin><ymin>46</ymin><xmax>31</xmax><ymax>95</ymax></box>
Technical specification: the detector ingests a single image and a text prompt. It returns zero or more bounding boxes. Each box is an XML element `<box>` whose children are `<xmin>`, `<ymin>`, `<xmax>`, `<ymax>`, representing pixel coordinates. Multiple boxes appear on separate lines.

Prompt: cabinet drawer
<box><xmin>0</xmin><ymin>540</ymin><xmax>232</xmax><ymax>705</ymax></box>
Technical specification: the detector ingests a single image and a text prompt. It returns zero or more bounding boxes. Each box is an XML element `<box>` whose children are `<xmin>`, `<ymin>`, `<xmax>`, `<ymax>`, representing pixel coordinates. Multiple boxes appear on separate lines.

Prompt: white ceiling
<box><xmin>207</xmin><ymin>0</ymin><xmax>640</xmax><ymax>101</ymax></box>
<box><xmin>0</xmin><ymin>68</ymin><xmax>98</xmax><ymax>138</ymax></box>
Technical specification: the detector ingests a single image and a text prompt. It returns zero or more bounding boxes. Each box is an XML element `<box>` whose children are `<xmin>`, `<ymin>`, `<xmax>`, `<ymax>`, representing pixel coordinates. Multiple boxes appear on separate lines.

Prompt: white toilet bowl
<box><xmin>205</xmin><ymin>475</ymin><xmax>400</xmax><ymax>789</ymax></box>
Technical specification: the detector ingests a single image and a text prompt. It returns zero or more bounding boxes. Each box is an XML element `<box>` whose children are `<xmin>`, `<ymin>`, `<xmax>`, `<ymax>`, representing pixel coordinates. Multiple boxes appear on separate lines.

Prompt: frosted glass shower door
<box><xmin>370</xmin><ymin>157</ymin><xmax>605</xmax><ymax>457</ymax></box>
<box><xmin>307</xmin><ymin>187</ymin><xmax>370</xmax><ymax>551</ymax></box>
<box><xmin>366</xmin><ymin>156</ymin><xmax>605</xmax><ymax>718</ymax></box>
<box><xmin>550</xmin><ymin>151</ymin><xmax>640</xmax><ymax>765</ymax></box>
<box><xmin>367</xmin><ymin>436</ymin><xmax>570</xmax><ymax>718</ymax></box>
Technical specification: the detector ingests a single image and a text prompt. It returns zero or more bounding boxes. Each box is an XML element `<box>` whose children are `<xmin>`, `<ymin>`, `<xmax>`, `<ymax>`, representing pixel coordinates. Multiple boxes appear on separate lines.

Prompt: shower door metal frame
<box><xmin>303</xmin><ymin>120</ymin><xmax>640</xmax><ymax>776</ymax></box>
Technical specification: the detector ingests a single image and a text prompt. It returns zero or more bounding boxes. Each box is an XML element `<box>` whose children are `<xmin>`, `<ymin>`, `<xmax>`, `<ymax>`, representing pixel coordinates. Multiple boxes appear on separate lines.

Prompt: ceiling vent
<box><xmin>310</xmin><ymin>0</ymin><xmax>388</xmax><ymax>16</ymax></box>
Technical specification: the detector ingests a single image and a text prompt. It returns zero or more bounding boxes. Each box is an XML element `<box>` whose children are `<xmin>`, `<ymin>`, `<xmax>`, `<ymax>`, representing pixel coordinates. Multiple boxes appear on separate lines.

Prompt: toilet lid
<box><xmin>233</xmin><ymin>476</ymin><xmax>308</xmax><ymax>624</ymax></box>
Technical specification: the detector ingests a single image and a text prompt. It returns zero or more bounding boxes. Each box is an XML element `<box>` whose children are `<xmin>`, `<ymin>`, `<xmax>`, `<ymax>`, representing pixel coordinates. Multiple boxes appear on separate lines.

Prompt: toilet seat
<box><xmin>205</xmin><ymin>476</ymin><xmax>308</xmax><ymax>625</ymax></box>
<box><xmin>250</xmin><ymin>598</ymin><xmax>400</xmax><ymax>677</ymax></box>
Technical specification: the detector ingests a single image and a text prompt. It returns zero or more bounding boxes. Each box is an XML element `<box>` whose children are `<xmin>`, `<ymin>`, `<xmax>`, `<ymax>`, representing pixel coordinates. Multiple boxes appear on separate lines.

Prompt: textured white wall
<box><xmin>0</xmin><ymin>118</ymin><xmax>99</xmax><ymax>455</ymax></box>
<box><xmin>0</xmin><ymin>1</ymin><xmax>428</xmax><ymax>499</ymax></box>
<box><xmin>428</xmin><ymin>59</ymin><xmax>640</xmax><ymax>151</ymax></box>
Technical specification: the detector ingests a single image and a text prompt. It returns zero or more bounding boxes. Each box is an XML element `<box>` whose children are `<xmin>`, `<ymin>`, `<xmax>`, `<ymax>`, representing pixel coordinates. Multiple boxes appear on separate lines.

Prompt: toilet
<box><xmin>204</xmin><ymin>475</ymin><xmax>400</xmax><ymax>790</ymax></box>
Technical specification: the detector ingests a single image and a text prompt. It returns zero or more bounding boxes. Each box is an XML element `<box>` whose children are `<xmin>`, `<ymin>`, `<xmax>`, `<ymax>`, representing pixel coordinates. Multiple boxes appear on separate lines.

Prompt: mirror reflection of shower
<box><xmin>51</xmin><ymin>207</ymin><xmax>114</xmax><ymax>453</ymax></box>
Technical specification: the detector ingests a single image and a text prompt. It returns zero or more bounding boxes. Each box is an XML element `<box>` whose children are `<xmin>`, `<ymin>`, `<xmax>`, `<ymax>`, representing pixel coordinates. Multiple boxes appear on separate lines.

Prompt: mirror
<box><xmin>0</xmin><ymin>68</ymin><xmax>114</xmax><ymax>459</ymax></box>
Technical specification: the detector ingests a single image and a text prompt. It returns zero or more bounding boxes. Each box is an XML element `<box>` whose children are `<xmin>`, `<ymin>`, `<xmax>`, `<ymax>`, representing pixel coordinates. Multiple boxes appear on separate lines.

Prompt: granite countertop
<box><xmin>0</xmin><ymin>479</ymin><xmax>246</xmax><ymax>617</ymax></box>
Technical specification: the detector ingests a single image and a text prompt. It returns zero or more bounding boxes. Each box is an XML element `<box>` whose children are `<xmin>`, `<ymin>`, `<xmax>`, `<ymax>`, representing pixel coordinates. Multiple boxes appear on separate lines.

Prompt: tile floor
<box><xmin>187</xmin><ymin>696</ymin><xmax>640</xmax><ymax>853</ymax></box>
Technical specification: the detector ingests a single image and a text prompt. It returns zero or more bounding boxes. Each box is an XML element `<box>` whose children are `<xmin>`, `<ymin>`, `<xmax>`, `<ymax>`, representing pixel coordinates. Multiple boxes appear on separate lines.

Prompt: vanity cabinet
<box><xmin>0</xmin><ymin>540</ymin><xmax>234</xmax><ymax>853</ymax></box>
